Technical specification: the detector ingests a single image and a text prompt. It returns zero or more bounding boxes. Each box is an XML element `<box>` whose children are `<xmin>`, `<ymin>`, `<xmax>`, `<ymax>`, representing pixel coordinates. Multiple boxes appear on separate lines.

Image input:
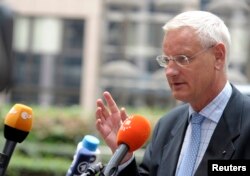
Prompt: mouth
<box><xmin>171</xmin><ymin>82</ymin><xmax>186</xmax><ymax>89</ymax></box>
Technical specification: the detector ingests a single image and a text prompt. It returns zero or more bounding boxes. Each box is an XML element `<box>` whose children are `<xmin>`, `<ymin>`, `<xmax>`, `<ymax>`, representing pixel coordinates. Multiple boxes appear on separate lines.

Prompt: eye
<box><xmin>163</xmin><ymin>56</ymin><xmax>170</xmax><ymax>64</ymax></box>
<box><xmin>175</xmin><ymin>55</ymin><xmax>189</xmax><ymax>65</ymax></box>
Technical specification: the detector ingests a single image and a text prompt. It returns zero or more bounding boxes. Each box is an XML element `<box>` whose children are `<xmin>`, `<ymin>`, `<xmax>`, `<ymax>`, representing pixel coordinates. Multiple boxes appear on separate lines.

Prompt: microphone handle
<box><xmin>81</xmin><ymin>162</ymin><xmax>104</xmax><ymax>176</ymax></box>
<box><xmin>0</xmin><ymin>140</ymin><xmax>17</xmax><ymax>176</ymax></box>
<box><xmin>103</xmin><ymin>144</ymin><xmax>129</xmax><ymax>176</ymax></box>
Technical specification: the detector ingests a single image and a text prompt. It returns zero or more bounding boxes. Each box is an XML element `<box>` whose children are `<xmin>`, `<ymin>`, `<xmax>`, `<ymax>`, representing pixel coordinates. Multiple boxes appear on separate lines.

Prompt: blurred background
<box><xmin>0</xmin><ymin>0</ymin><xmax>250</xmax><ymax>175</ymax></box>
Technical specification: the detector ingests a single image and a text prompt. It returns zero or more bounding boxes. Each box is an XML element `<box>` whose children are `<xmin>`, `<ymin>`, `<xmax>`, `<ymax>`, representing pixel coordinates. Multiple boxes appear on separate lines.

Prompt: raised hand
<box><xmin>96</xmin><ymin>91</ymin><xmax>128</xmax><ymax>153</ymax></box>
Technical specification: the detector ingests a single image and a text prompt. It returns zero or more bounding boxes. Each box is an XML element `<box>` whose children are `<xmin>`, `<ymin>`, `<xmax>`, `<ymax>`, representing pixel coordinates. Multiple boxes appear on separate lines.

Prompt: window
<box><xmin>11</xmin><ymin>16</ymin><xmax>84</xmax><ymax>106</ymax></box>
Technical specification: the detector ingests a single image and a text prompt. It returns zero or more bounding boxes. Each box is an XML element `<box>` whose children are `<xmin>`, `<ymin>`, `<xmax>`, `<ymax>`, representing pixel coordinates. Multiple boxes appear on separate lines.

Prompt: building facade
<box><xmin>3</xmin><ymin>0</ymin><xmax>250</xmax><ymax>111</ymax></box>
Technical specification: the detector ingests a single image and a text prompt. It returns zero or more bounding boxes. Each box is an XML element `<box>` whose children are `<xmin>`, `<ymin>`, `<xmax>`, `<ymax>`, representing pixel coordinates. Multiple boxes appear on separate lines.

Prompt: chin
<box><xmin>172</xmin><ymin>92</ymin><xmax>188</xmax><ymax>102</ymax></box>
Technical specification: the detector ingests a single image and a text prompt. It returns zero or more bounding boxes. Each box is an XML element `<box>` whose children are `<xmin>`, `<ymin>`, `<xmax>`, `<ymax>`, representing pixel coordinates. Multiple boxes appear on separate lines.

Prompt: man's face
<box><xmin>162</xmin><ymin>27</ymin><xmax>220</xmax><ymax>106</ymax></box>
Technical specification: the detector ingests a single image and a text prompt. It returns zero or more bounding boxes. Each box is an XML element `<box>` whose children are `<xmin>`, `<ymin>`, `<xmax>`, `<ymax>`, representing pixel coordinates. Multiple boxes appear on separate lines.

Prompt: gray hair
<box><xmin>163</xmin><ymin>11</ymin><xmax>231</xmax><ymax>60</ymax></box>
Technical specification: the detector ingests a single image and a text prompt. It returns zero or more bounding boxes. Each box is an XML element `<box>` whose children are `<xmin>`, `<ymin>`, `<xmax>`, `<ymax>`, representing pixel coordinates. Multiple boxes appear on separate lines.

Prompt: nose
<box><xmin>165</xmin><ymin>61</ymin><xmax>179</xmax><ymax>77</ymax></box>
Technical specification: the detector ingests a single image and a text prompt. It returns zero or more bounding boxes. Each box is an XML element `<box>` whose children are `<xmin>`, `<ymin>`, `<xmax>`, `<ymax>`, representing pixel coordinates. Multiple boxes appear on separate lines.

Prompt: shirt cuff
<box><xmin>115</xmin><ymin>154</ymin><xmax>135</xmax><ymax>175</ymax></box>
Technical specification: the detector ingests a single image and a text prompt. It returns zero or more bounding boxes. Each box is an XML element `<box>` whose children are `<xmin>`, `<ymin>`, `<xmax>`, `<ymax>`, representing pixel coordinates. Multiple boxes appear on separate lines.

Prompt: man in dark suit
<box><xmin>95</xmin><ymin>11</ymin><xmax>250</xmax><ymax>176</ymax></box>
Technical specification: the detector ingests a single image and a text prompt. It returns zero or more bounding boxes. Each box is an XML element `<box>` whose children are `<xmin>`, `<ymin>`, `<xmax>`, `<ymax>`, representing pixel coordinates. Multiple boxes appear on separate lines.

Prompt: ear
<box><xmin>213</xmin><ymin>43</ymin><xmax>226</xmax><ymax>70</ymax></box>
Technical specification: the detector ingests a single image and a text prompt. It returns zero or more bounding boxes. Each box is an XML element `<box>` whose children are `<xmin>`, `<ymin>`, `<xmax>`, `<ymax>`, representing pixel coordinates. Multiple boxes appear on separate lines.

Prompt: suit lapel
<box><xmin>195</xmin><ymin>86</ymin><xmax>243</xmax><ymax>176</ymax></box>
<box><xmin>158</xmin><ymin>111</ymin><xmax>189</xmax><ymax>176</ymax></box>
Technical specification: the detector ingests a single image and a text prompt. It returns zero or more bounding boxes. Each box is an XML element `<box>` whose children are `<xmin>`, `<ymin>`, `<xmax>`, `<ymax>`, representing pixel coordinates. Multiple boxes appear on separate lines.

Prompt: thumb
<box><xmin>120</xmin><ymin>107</ymin><xmax>128</xmax><ymax>122</ymax></box>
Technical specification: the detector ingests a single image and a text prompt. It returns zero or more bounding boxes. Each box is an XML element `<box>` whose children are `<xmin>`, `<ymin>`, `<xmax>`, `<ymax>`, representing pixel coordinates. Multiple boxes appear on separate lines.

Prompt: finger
<box><xmin>96</xmin><ymin>98</ymin><xmax>110</xmax><ymax>118</ymax></box>
<box><xmin>95</xmin><ymin>118</ymin><xmax>106</xmax><ymax>137</ymax></box>
<box><xmin>95</xmin><ymin>108</ymin><xmax>107</xmax><ymax>132</ymax></box>
<box><xmin>120</xmin><ymin>107</ymin><xmax>129</xmax><ymax>122</ymax></box>
<box><xmin>95</xmin><ymin>107</ymin><xmax>103</xmax><ymax>120</ymax></box>
<box><xmin>95</xmin><ymin>108</ymin><xmax>106</xmax><ymax>129</ymax></box>
<box><xmin>103</xmin><ymin>91</ymin><xmax>119</xmax><ymax>114</ymax></box>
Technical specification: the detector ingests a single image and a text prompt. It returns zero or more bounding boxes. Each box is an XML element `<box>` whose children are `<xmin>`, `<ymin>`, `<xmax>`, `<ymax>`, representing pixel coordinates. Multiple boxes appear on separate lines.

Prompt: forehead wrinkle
<box><xmin>163</xmin><ymin>28</ymin><xmax>201</xmax><ymax>56</ymax></box>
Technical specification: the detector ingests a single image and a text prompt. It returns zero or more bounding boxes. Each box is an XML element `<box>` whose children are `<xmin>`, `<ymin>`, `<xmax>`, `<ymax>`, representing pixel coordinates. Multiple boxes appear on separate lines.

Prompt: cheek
<box><xmin>186</xmin><ymin>67</ymin><xmax>211</xmax><ymax>89</ymax></box>
<box><xmin>195</xmin><ymin>67</ymin><xmax>215</xmax><ymax>89</ymax></box>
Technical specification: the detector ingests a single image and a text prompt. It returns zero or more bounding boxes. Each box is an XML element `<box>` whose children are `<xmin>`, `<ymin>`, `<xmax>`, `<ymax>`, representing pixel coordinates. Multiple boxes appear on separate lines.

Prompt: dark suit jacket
<box><xmin>118</xmin><ymin>85</ymin><xmax>250</xmax><ymax>176</ymax></box>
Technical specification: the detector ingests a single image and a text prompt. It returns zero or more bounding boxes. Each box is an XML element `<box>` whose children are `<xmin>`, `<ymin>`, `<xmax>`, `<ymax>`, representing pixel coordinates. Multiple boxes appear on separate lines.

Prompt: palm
<box><xmin>100</xmin><ymin>111</ymin><xmax>121</xmax><ymax>149</ymax></box>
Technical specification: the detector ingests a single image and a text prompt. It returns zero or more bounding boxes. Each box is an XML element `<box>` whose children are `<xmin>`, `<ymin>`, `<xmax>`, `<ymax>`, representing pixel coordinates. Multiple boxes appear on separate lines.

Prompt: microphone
<box><xmin>66</xmin><ymin>135</ymin><xmax>100</xmax><ymax>176</ymax></box>
<box><xmin>0</xmin><ymin>104</ymin><xmax>33</xmax><ymax>176</ymax></box>
<box><xmin>81</xmin><ymin>162</ymin><xmax>104</xmax><ymax>176</ymax></box>
<box><xmin>103</xmin><ymin>114</ymin><xmax>151</xmax><ymax>176</ymax></box>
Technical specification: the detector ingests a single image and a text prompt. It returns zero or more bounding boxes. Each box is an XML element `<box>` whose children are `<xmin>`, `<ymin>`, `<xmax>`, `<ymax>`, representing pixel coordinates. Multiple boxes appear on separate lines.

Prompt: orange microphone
<box><xmin>0</xmin><ymin>104</ymin><xmax>33</xmax><ymax>176</ymax></box>
<box><xmin>4</xmin><ymin>104</ymin><xmax>33</xmax><ymax>142</ymax></box>
<box><xmin>103</xmin><ymin>114</ymin><xmax>151</xmax><ymax>176</ymax></box>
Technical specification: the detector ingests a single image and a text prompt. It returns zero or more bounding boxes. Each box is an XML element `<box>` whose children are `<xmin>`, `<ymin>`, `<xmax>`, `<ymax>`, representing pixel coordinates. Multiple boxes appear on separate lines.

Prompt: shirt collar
<box><xmin>189</xmin><ymin>81</ymin><xmax>232</xmax><ymax>123</ymax></box>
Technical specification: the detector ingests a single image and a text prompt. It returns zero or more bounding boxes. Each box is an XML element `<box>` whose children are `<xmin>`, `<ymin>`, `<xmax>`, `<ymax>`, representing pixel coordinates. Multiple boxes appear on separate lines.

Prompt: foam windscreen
<box><xmin>117</xmin><ymin>114</ymin><xmax>151</xmax><ymax>152</ymax></box>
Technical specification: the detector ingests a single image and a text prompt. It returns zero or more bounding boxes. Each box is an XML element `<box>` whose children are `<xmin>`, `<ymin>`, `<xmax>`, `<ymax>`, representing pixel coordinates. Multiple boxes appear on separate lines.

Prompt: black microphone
<box><xmin>0</xmin><ymin>104</ymin><xmax>33</xmax><ymax>176</ymax></box>
<box><xmin>81</xmin><ymin>162</ymin><xmax>104</xmax><ymax>176</ymax></box>
<box><xmin>103</xmin><ymin>115</ymin><xmax>151</xmax><ymax>176</ymax></box>
<box><xmin>66</xmin><ymin>135</ymin><xmax>100</xmax><ymax>176</ymax></box>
